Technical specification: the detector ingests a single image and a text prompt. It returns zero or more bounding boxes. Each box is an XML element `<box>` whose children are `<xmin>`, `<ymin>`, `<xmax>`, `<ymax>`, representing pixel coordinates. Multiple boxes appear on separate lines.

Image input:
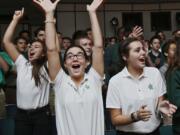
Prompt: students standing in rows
<box><xmin>3</xmin><ymin>8</ymin><xmax>51</xmax><ymax>135</ymax></box>
<box><xmin>33</xmin><ymin>0</ymin><xmax>104</xmax><ymax>135</ymax></box>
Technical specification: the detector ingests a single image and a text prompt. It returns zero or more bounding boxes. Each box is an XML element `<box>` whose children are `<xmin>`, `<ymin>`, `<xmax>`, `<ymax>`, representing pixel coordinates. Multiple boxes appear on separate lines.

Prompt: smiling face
<box><xmin>28</xmin><ymin>41</ymin><xmax>45</xmax><ymax>62</ymax></box>
<box><xmin>64</xmin><ymin>46</ymin><xmax>87</xmax><ymax>80</ymax></box>
<box><xmin>125</xmin><ymin>41</ymin><xmax>146</xmax><ymax>71</ymax></box>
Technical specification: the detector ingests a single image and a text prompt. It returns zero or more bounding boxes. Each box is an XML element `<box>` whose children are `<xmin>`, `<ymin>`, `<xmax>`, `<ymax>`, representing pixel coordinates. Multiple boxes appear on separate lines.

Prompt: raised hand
<box><xmin>87</xmin><ymin>0</ymin><xmax>103</xmax><ymax>12</ymax></box>
<box><xmin>13</xmin><ymin>8</ymin><xmax>24</xmax><ymax>21</ymax></box>
<box><xmin>129</xmin><ymin>26</ymin><xmax>143</xmax><ymax>38</ymax></box>
<box><xmin>158</xmin><ymin>100</ymin><xmax>177</xmax><ymax>117</ymax></box>
<box><xmin>33</xmin><ymin>0</ymin><xmax>60</xmax><ymax>13</ymax></box>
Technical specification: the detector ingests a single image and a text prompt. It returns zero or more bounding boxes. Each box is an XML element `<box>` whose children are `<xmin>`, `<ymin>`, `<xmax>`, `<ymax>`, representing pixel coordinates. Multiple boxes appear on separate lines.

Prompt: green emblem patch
<box><xmin>85</xmin><ymin>84</ymin><xmax>90</xmax><ymax>89</ymax></box>
<box><xmin>148</xmin><ymin>84</ymin><xmax>153</xmax><ymax>90</ymax></box>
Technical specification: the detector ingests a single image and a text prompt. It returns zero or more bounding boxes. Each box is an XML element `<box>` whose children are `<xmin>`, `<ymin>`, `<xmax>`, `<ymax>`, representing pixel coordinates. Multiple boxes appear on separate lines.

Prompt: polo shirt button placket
<box><xmin>138</xmin><ymin>82</ymin><xmax>144</xmax><ymax>100</ymax></box>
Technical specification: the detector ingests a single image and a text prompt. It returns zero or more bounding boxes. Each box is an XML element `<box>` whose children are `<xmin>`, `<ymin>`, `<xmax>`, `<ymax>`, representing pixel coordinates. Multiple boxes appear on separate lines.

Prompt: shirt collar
<box><xmin>122</xmin><ymin>67</ymin><xmax>148</xmax><ymax>79</ymax></box>
<box><xmin>67</xmin><ymin>73</ymin><xmax>89</xmax><ymax>90</ymax></box>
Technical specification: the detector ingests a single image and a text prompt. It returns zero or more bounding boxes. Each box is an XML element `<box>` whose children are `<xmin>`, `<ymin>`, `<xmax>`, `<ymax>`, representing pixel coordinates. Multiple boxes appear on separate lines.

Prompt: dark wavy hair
<box><xmin>166</xmin><ymin>37</ymin><xmax>180</xmax><ymax>79</ymax></box>
<box><xmin>14</xmin><ymin>36</ymin><xmax>28</xmax><ymax>45</ymax></box>
<box><xmin>63</xmin><ymin>45</ymin><xmax>88</xmax><ymax>63</ymax></box>
<box><xmin>119</xmin><ymin>38</ymin><xmax>140</xmax><ymax>67</ymax></box>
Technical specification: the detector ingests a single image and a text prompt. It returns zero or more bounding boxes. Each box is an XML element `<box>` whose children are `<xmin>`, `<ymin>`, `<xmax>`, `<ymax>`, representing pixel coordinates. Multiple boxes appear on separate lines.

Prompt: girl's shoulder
<box><xmin>144</xmin><ymin>66</ymin><xmax>160</xmax><ymax>74</ymax></box>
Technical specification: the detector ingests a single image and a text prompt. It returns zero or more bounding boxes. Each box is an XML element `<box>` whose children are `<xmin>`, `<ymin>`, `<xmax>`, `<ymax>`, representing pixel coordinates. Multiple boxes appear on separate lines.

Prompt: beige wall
<box><xmin>56</xmin><ymin>2</ymin><xmax>180</xmax><ymax>40</ymax></box>
<box><xmin>1</xmin><ymin>2</ymin><xmax>180</xmax><ymax>41</ymax></box>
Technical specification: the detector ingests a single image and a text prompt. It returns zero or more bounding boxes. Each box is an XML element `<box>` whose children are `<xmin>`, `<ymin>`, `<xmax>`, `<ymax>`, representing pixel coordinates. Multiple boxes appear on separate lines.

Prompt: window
<box><xmin>151</xmin><ymin>12</ymin><xmax>171</xmax><ymax>31</ymax></box>
<box><xmin>122</xmin><ymin>12</ymin><xmax>143</xmax><ymax>30</ymax></box>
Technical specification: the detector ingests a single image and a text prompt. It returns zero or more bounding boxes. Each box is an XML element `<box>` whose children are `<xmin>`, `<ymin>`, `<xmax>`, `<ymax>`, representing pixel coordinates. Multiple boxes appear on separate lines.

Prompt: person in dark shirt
<box><xmin>166</xmin><ymin>38</ymin><xmax>180</xmax><ymax>135</ymax></box>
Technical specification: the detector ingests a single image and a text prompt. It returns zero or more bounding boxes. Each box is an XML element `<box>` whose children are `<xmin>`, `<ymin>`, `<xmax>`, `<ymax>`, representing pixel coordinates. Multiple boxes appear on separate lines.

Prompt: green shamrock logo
<box><xmin>148</xmin><ymin>84</ymin><xmax>153</xmax><ymax>90</ymax></box>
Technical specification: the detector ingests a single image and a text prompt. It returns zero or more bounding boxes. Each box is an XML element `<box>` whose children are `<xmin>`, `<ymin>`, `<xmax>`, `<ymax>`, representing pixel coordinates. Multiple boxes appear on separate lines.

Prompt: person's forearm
<box><xmin>89</xmin><ymin>11</ymin><xmax>103</xmax><ymax>48</ymax></box>
<box><xmin>45</xmin><ymin>12</ymin><xmax>57</xmax><ymax>51</ymax></box>
<box><xmin>112</xmin><ymin>114</ymin><xmax>134</xmax><ymax>126</ymax></box>
<box><xmin>89</xmin><ymin>9</ymin><xmax>104</xmax><ymax>76</ymax></box>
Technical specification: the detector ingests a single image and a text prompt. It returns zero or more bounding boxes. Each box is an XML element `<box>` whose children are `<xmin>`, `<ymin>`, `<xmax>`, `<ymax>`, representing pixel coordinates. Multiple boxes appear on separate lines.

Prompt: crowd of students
<box><xmin>0</xmin><ymin>0</ymin><xmax>180</xmax><ymax>135</ymax></box>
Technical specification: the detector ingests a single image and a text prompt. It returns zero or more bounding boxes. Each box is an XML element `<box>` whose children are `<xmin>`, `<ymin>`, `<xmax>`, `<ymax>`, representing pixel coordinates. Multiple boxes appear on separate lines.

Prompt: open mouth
<box><xmin>72</xmin><ymin>64</ymin><xmax>80</xmax><ymax>69</ymax></box>
<box><xmin>139</xmin><ymin>58</ymin><xmax>145</xmax><ymax>63</ymax></box>
<box><xmin>29</xmin><ymin>52</ymin><xmax>35</xmax><ymax>58</ymax></box>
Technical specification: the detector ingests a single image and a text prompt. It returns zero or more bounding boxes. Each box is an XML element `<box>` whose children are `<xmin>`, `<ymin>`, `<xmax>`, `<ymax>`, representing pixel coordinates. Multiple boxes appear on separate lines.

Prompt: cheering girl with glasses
<box><xmin>33</xmin><ymin>0</ymin><xmax>104</xmax><ymax>135</ymax></box>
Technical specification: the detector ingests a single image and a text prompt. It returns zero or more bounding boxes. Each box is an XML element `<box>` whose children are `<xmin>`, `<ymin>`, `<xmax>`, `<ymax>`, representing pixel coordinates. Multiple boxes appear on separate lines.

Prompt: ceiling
<box><xmin>0</xmin><ymin>0</ymin><xmax>180</xmax><ymax>7</ymax></box>
<box><xmin>0</xmin><ymin>0</ymin><xmax>180</xmax><ymax>10</ymax></box>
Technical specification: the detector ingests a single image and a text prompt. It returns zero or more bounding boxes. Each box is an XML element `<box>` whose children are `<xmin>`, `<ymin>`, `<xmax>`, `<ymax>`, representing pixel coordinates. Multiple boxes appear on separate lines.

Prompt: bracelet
<box><xmin>44</xmin><ymin>19</ymin><xmax>56</xmax><ymax>23</ymax></box>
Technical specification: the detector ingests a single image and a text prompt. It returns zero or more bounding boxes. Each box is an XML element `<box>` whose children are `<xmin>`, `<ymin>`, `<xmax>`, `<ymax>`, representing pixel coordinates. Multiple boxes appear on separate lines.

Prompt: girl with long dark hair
<box><xmin>3</xmin><ymin>8</ymin><xmax>51</xmax><ymax>135</ymax></box>
<box><xmin>166</xmin><ymin>39</ymin><xmax>180</xmax><ymax>135</ymax></box>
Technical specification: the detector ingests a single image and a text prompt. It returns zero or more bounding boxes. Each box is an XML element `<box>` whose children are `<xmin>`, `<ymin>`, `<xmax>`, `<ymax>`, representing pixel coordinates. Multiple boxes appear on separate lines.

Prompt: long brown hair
<box><xmin>166</xmin><ymin>38</ymin><xmax>180</xmax><ymax>79</ymax></box>
<box><xmin>30</xmin><ymin>39</ymin><xmax>47</xmax><ymax>87</ymax></box>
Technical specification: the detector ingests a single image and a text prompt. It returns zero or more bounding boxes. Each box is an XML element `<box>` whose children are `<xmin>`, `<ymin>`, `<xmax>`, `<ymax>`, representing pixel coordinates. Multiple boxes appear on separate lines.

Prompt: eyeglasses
<box><xmin>66</xmin><ymin>52</ymin><xmax>85</xmax><ymax>60</ymax></box>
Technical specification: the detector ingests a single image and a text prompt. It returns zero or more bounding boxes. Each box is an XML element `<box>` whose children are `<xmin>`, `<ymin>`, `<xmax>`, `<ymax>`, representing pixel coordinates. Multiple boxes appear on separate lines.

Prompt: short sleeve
<box><xmin>88</xmin><ymin>67</ymin><xmax>104</xmax><ymax>86</ymax></box>
<box><xmin>106</xmin><ymin>80</ymin><xmax>121</xmax><ymax>109</ymax></box>
<box><xmin>15</xmin><ymin>55</ymin><xmax>27</xmax><ymax>72</ymax></box>
<box><xmin>156</xmin><ymin>70</ymin><xmax>166</xmax><ymax>97</ymax></box>
<box><xmin>53</xmin><ymin>69</ymin><xmax>65</xmax><ymax>86</ymax></box>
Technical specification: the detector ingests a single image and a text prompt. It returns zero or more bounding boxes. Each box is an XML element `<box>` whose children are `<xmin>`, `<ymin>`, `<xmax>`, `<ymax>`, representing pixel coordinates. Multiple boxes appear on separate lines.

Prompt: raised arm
<box><xmin>33</xmin><ymin>0</ymin><xmax>60</xmax><ymax>81</ymax></box>
<box><xmin>3</xmin><ymin>8</ymin><xmax>24</xmax><ymax>62</ymax></box>
<box><xmin>87</xmin><ymin>0</ymin><xmax>104</xmax><ymax>77</ymax></box>
<box><xmin>128</xmin><ymin>26</ymin><xmax>143</xmax><ymax>39</ymax></box>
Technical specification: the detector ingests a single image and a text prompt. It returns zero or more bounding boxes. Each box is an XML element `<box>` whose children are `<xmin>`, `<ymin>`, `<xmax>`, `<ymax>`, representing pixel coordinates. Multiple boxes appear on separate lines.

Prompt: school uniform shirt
<box><xmin>148</xmin><ymin>51</ymin><xmax>164</xmax><ymax>68</ymax></box>
<box><xmin>106</xmin><ymin>67</ymin><xmax>166</xmax><ymax>133</ymax></box>
<box><xmin>15</xmin><ymin>55</ymin><xmax>50</xmax><ymax>109</ymax></box>
<box><xmin>54</xmin><ymin>67</ymin><xmax>104</xmax><ymax>135</ymax></box>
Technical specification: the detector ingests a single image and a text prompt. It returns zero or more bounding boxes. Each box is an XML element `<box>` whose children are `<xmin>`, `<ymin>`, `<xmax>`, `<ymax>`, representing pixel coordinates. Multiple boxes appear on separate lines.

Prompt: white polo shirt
<box><xmin>106</xmin><ymin>67</ymin><xmax>166</xmax><ymax>133</ymax></box>
<box><xmin>15</xmin><ymin>55</ymin><xmax>50</xmax><ymax>109</ymax></box>
<box><xmin>54</xmin><ymin>67</ymin><xmax>104</xmax><ymax>135</ymax></box>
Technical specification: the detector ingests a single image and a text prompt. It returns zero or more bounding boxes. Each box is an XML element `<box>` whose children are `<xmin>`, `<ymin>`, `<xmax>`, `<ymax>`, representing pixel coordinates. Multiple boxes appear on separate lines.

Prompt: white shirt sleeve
<box><xmin>54</xmin><ymin>69</ymin><xmax>65</xmax><ymax>85</ymax></box>
<box><xmin>15</xmin><ymin>55</ymin><xmax>27</xmax><ymax>72</ymax></box>
<box><xmin>88</xmin><ymin>67</ymin><xmax>104</xmax><ymax>86</ymax></box>
<box><xmin>106</xmin><ymin>79</ymin><xmax>121</xmax><ymax>109</ymax></box>
<box><xmin>156</xmin><ymin>70</ymin><xmax>166</xmax><ymax>97</ymax></box>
